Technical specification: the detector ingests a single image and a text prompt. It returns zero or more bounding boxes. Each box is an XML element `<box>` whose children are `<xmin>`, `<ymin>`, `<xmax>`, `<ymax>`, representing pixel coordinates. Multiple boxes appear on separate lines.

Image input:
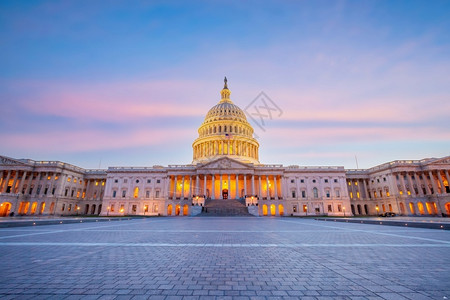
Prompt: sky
<box><xmin>1</xmin><ymin>0</ymin><xmax>450</xmax><ymax>169</ymax></box>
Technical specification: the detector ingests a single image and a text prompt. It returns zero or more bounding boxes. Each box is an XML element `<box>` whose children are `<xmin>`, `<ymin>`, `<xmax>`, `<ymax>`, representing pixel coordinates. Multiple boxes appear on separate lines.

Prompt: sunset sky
<box><xmin>1</xmin><ymin>1</ymin><xmax>449</xmax><ymax>169</ymax></box>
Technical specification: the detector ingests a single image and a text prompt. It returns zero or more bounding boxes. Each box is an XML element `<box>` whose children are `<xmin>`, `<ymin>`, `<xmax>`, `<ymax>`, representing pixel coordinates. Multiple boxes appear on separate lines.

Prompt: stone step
<box><xmin>200</xmin><ymin>198</ymin><xmax>252</xmax><ymax>216</ymax></box>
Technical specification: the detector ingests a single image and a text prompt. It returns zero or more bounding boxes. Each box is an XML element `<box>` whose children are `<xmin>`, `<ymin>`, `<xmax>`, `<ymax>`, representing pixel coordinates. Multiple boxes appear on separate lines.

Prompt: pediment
<box><xmin>424</xmin><ymin>156</ymin><xmax>450</xmax><ymax>166</ymax></box>
<box><xmin>197</xmin><ymin>157</ymin><xmax>253</xmax><ymax>170</ymax></box>
<box><xmin>0</xmin><ymin>155</ymin><xmax>30</xmax><ymax>166</ymax></box>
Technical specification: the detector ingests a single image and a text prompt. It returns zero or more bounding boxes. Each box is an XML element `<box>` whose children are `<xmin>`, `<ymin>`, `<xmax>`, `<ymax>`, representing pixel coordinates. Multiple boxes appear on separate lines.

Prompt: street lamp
<box><xmin>376</xmin><ymin>206</ymin><xmax>379</xmax><ymax>216</ymax></box>
<box><xmin>343</xmin><ymin>206</ymin><xmax>346</xmax><ymax>217</ymax></box>
<box><xmin>77</xmin><ymin>206</ymin><xmax>80</xmax><ymax>216</ymax></box>
<box><xmin>107</xmin><ymin>206</ymin><xmax>110</xmax><ymax>216</ymax></box>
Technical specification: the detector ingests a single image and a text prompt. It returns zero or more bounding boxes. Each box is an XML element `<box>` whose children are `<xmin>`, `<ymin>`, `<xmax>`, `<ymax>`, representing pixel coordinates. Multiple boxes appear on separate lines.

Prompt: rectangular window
<box><xmin>113</xmin><ymin>190</ymin><xmax>117</xmax><ymax>198</ymax></box>
<box><xmin>147</xmin><ymin>179</ymin><xmax>151</xmax><ymax>183</ymax></box>
<box><xmin>291</xmin><ymin>191</ymin><xmax>296</xmax><ymax>198</ymax></box>
<box><xmin>301</xmin><ymin>190</ymin><xmax>306</xmax><ymax>198</ymax></box>
<box><xmin>68</xmin><ymin>204</ymin><xmax>72</xmax><ymax>211</ymax></box>
<box><xmin>146</xmin><ymin>190</ymin><xmax>150</xmax><ymax>198</ymax></box>
<box><xmin>300</xmin><ymin>179</ymin><xmax>304</xmax><ymax>183</ymax></box>
<box><xmin>328</xmin><ymin>205</ymin><xmax>332</xmax><ymax>212</ymax></box>
<box><xmin>144</xmin><ymin>205</ymin><xmax>149</xmax><ymax>212</ymax></box>
<box><xmin>61</xmin><ymin>204</ymin><xmax>65</xmax><ymax>211</ymax></box>
<box><xmin>337</xmin><ymin>204</ymin><xmax>342</xmax><ymax>212</ymax></box>
<box><xmin>326</xmin><ymin>191</ymin><xmax>330</xmax><ymax>198</ymax></box>
<box><xmin>52</xmin><ymin>188</ymin><xmax>56</xmax><ymax>195</ymax></box>
<box><xmin>122</xmin><ymin>190</ymin><xmax>126</xmax><ymax>198</ymax></box>
<box><xmin>120</xmin><ymin>204</ymin><xmax>124</xmax><ymax>212</ymax></box>
<box><xmin>65</xmin><ymin>189</ymin><xmax>69</xmax><ymax>197</ymax></box>
<box><xmin>124</xmin><ymin>179</ymin><xmax>128</xmax><ymax>183</ymax></box>
<box><xmin>334</xmin><ymin>179</ymin><xmax>338</xmax><ymax>183</ymax></box>
<box><xmin>110</xmin><ymin>204</ymin><xmax>115</xmax><ymax>212</ymax></box>
<box><xmin>155</xmin><ymin>190</ymin><xmax>160</xmax><ymax>198</ymax></box>
<box><xmin>36</xmin><ymin>186</ymin><xmax>41</xmax><ymax>195</ymax></box>
<box><xmin>44</xmin><ymin>187</ymin><xmax>48</xmax><ymax>195</ymax></box>
<box><xmin>71</xmin><ymin>190</ymin><xmax>75</xmax><ymax>197</ymax></box>
<box><xmin>76</xmin><ymin>191</ymin><xmax>80</xmax><ymax>198</ymax></box>
<box><xmin>114</xmin><ymin>179</ymin><xmax>118</xmax><ymax>183</ymax></box>
<box><xmin>290</xmin><ymin>179</ymin><xmax>294</xmax><ymax>183</ymax></box>
<box><xmin>293</xmin><ymin>205</ymin><xmax>297</xmax><ymax>213</ymax></box>
<box><xmin>324</xmin><ymin>179</ymin><xmax>328</xmax><ymax>183</ymax></box>
<box><xmin>336</xmin><ymin>190</ymin><xmax>340</xmax><ymax>197</ymax></box>
<box><xmin>156</xmin><ymin>179</ymin><xmax>160</xmax><ymax>184</ymax></box>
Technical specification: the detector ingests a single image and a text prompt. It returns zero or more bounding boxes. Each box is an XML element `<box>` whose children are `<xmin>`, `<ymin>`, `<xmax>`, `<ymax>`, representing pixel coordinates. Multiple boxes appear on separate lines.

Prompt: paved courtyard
<box><xmin>0</xmin><ymin>217</ymin><xmax>449</xmax><ymax>300</ymax></box>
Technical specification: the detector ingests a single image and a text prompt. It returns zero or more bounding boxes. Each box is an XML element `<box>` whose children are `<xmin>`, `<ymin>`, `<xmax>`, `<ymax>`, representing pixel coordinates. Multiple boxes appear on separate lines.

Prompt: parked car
<box><xmin>379</xmin><ymin>212</ymin><xmax>396</xmax><ymax>217</ymax></box>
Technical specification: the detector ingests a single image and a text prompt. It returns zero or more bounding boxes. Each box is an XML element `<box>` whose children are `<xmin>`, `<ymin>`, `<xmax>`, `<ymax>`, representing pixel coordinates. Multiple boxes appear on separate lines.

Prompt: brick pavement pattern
<box><xmin>0</xmin><ymin>217</ymin><xmax>449</xmax><ymax>300</ymax></box>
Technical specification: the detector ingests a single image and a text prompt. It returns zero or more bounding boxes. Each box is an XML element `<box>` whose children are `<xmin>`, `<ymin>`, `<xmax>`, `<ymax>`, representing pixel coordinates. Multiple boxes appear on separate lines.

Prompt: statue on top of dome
<box><xmin>224</xmin><ymin>76</ymin><xmax>228</xmax><ymax>89</ymax></box>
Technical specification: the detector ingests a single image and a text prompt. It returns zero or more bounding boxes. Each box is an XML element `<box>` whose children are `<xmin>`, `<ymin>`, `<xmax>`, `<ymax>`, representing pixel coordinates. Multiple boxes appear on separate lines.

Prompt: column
<box><xmin>416</xmin><ymin>172</ymin><xmax>425</xmax><ymax>197</ymax></box>
<box><xmin>25</xmin><ymin>172</ymin><xmax>34</xmax><ymax>195</ymax></box>
<box><xmin>429</xmin><ymin>171</ymin><xmax>438</xmax><ymax>194</ymax></box>
<box><xmin>406</xmin><ymin>173</ymin><xmax>416</xmax><ymax>196</ymax></box>
<box><xmin>363</xmin><ymin>179</ymin><xmax>370</xmax><ymax>199</ymax></box>
<box><xmin>399</xmin><ymin>173</ymin><xmax>407</xmax><ymax>196</ymax></box>
<box><xmin>295</xmin><ymin>177</ymin><xmax>300</xmax><ymax>199</ymax></box>
<box><xmin>181</xmin><ymin>175</ymin><xmax>185</xmax><ymax>199</ymax></box>
<box><xmin>445</xmin><ymin>170</ymin><xmax>450</xmax><ymax>193</ymax></box>
<box><xmin>17</xmin><ymin>171</ymin><xmax>27</xmax><ymax>195</ymax></box>
<box><xmin>173</xmin><ymin>175</ymin><xmax>177</xmax><ymax>198</ymax></box>
<box><xmin>251</xmin><ymin>175</ymin><xmax>255</xmax><ymax>195</ymax></box>
<box><xmin>437</xmin><ymin>170</ymin><xmax>445</xmax><ymax>194</ymax></box>
<box><xmin>266</xmin><ymin>175</ymin><xmax>270</xmax><ymax>199</ymax></box>
<box><xmin>220</xmin><ymin>174</ymin><xmax>223</xmax><ymax>199</ymax></box>
<box><xmin>258</xmin><ymin>176</ymin><xmax>262</xmax><ymax>198</ymax></box>
<box><xmin>244</xmin><ymin>174</ymin><xmax>247</xmax><ymax>196</ymax></box>
<box><xmin>227</xmin><ymin>174</ymin><xmax>230</xmax><ymax>196</ymax></box>
<box><xmin>196</xmin><ymin>175</ymin><xmax>199</xmax><ymax>196</ymax></box>
<box><xmin>1</xmin><ymin>170</ymin><xmax>11</xmax><ymax>193</ymax></box>
<box><xmin>203</xmin><ymin>174</ymin><xmax>207</xmax><ymax>197</ymax></box>
<box><xmin>211</xmin><ymin>174</ymin><xmax>215</xmax><ymax>199</ymax></box>
<box><xmin>188</xmin><ymin>176</ymin><xmax>192</xmax><ymax>199</ymax></box>
<box><xmin>423</xmin><ymin>172</ymin><xmax>432</xmax><ymax>195</ymax></box>
<box><xmin>274</xmin><ymin>175</ymin><xmax>278</xmax><ymax>199</ymax></box>
<box><xmin>10</xmin><ymin>171</ymin><xmax>19</xmax><ymax>194</ymax></box>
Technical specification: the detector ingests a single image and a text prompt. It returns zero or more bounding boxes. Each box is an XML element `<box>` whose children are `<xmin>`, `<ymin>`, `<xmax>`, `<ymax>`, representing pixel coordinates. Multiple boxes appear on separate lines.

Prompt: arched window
<box><xmin>278</xmin><ymin>204</ymin><xmax>284</xmax><ymax>216</ymax></box>
<box><xmin>262</xmin><ymin>204</ymin><xmax>268</xmax><ymax>216</ymax></box>
<box><xmin>134</xmin><ymin>187</ymin><xmax>139</xmax><ymax>198</ymax></box>
<box><xmin>270</xmin><ymin>204</ymin><xmax>276</xmax><ymax>216</ymax></box>
<box><xmin>219</xmin><ymin>126</ymin><xmax>221</xmax><ymax>133</ymax></box>
<box><xmin>214</xmin><ymin>126</ymin><xmax>217</xmax><ymax>133</ymax></box>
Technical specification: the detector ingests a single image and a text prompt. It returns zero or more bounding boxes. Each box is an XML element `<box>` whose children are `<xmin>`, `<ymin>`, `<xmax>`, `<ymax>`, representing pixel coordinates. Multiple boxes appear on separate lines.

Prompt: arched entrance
<box><xmin>30</xmin><ymin>202</ymin><xmax>38</xmax><ymax>215</ymax></box>
<box><xmin>262</xmin><ymin>204</ymin><xmax>268</xmax><ymax>216</ymax></box>
<box><xmin>364</xmin><ymin>204</ymin><xmax>369</xmax><ymax>215</ymax></box>
<box><xmin>222</xmin><ymin>189</ymin><xmax>228</xmax><ymax>199</ymax></box>
<box><xmin>409</xmin><ymin>202</ymin><xmax>415</xmax><ymax>214</ymax></box>
<box><xmin>270</xmin><ymin>204</ymin><xmax>276</xmax><ymax>216</ymax></box>
<box><xmin>417</xmin><ymin>202</ymin><xmax>425</xmax><ymax>215</ymax></box>
<box><xmin>278</xmin><ymin>204</ymin><xmax>284</xmax><ymax>216</ymax></box>
<box><xmin>91</xmin><ymin>205</ymin><xmax>96</xmax><ymax>215</ymax></box>
<box><xmin>357</xmin><ymin>205</ymin><xmax>362</xmax><ymax>215</ymax></box>
<box><xmin>98</xmin><ymin>204</ymin><xmax>102</xmax><ymax>215</ymax></box>
<box><xmin>446</xmin><ymin>202</ymin><xmax>450</xmax><ymax>215</ymax></box>
<box><xmin>175</xmin><ymin>204</ymin><xmax>181</xmax><ymax>216</ymax></box>
<box><xmin>49</xmin><ymin>202</ymin><xmax>55</xmax><ymax>214</ymax></box>
<box><xmin>39</xmin><ymin>202</ymin><xmax>45</xmax><ymax>215</ymax></box>
<box><xmin>167</xmin><ymin>204</ymin><xmax>173</xmax><ymax>216</ymax></box>
<box><xmin>351</xmin><ymin>205</ymin><xmax>355</xmax><ymax>215</ymax></box>
<box><xmin>84</xmin><ymin>204</ymin><xmax>89</xmax><ymax>215</ymax></box>
<box><xmin>183</xmin><ymin>204</ymin><xmax>189</xmax><ymax>216</ymax></box>
<box><xmin>0</xmin><ymin>202</ymin><xmax>11</xmax><ymax>217</ymax></box>
<box><xmin>399</xmin><ymin>203</ymin><xmax>406</xmax><ymax>215</ymax></box>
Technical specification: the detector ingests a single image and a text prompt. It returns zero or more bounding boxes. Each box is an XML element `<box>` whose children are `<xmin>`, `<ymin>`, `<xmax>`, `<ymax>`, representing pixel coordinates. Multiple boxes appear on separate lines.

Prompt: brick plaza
<box><xmin>0</xmin><ymin>217</ymin><xmax>449</xmax><ymax>300</ymax></box>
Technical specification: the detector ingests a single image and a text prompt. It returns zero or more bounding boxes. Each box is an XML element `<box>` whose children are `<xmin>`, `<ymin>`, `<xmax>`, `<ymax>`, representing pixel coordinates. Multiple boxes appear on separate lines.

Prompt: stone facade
<box><xmin>1</xmin><ymin>79</ymin><xmax>449</xmax><ymax>217</ymax></box>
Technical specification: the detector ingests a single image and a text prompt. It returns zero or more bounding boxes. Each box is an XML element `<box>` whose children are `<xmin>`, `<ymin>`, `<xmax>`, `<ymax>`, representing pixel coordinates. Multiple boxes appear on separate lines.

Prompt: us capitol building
<box><xmin>1</xmin><ymin>79</ymin><xmax>449</xmax><ymax>218</ymax></box>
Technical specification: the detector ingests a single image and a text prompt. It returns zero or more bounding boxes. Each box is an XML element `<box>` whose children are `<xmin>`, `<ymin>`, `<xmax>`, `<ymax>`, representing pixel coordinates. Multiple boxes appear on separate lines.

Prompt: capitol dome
<box><xmin>192</xmin><ymin>78</ymin><xmax>260</xmax><ymax>164</ymax></box>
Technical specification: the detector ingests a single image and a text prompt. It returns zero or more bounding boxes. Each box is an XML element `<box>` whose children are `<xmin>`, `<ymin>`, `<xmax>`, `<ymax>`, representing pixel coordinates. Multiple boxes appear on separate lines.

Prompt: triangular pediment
<box><xmin>0</xmin><ymin>155</ymin><xmax>31</xmax><ymax>166</ymax></box>
<box><xmin>423</xmin><ymin>156</ymin><xmax>450</xmax><ymax>166</ymax></box>
<box><xmin>197</xmin><ymin>157</ymin><xmax>254</xmax><ymax>170</ymax></box>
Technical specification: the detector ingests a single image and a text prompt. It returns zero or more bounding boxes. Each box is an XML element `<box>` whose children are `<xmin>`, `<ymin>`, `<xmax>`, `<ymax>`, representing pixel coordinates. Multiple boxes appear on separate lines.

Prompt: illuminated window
<box><xmin>374</xmin><ymin>191</ymin><xmax>377</xmax><ymax>198</ymax></box>
<box><xmin>407</xmin><ymin>190</ymin><xmax>411</xmax><ymax>195</ymax></box>
<box><xmin>55</xmin><ymin>176</ymin><xmax>58</xmax><ymax>180</ymax></box>
<box><xmin>102</xmin><ymin>182</ymin><xmax>105</xmax><ymax>186</ymax></box>
<box><xmin>68</xmin><ymin>178</ymin><xmax>71</xmax><ymax>182</ymax></box>
<box><xmin>399</xmin><ymin>190</ymin><xmax>403</xmax><ymax>195</ymax></box>
<box><xmin>386</xmin><ymin>191</ymin><xmax>390</xmax><ymax>197</ymax></box>
<box><xmin>357</xmin><ymin>192</ymin><xmax>360</xmax><ymax>198</ymax></box>
<box><xmin>74</xmin><ymin>179</ymin><xmax>77</xmax><ymax>183</ymax></box>
<box><xmin>76</xmin><ymin>191</ymin><xmax>80</xmax><ymax>198</ymax></box>
<box><xmin>47</xmin><ymin>176</ymin><xmax>51</xmax><ymax>180</ymax></box>
<box><xmin>350</xmin><ymin>192</ymin><xmax>353</xmax><ymax>198</ymax></box>
<box><xmin>303</xmin><ymin>205</ymin><xmax>307</xmax><ymax>213</ymax></box>
<box><xmin>110</xmin><ymin>204</ymin><xmax>115</xmax><ymax>212</ymax></box>
<box><xmin>95</xmin><ymin>182</ymin><xmax>99</xmax><ymax>186</ymax></box>
<box><xmin>144</xmin><ymin>205</ymin><xmax>149</xmax><ymax>213</ymax></box>
<box><xmin>82</xmin><ymin>192</ymin><xmax>85</xmax><ymax>198</ymax></box>
<box><xmin>348</xmin><ymin>181</ymin><xmax>351</xmax><ymax>186</ymax></box>
<box><xmin>355</xmin><ymin>182</ymin><xmax>358</xmax><ymax>186</ymax></box>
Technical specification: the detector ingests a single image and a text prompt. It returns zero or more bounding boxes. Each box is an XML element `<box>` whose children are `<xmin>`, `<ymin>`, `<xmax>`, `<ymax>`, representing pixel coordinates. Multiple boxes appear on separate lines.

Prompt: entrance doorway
<box><xmin>222</xmin><ymin>189</ymin><xmax>228</xmax><ymax>199</ymax></box>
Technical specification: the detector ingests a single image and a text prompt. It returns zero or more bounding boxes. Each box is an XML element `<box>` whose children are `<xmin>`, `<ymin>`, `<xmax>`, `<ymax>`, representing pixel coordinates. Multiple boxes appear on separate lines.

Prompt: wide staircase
<box><xmin>200</xmin><ymin>198</ymin><xmax>253</xmax><ymax>216</ymax></box>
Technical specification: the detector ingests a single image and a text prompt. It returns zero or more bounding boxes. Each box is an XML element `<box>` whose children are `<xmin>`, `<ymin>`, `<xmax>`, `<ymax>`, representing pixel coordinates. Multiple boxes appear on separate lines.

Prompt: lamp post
<box><xmin>376</xmin><ymin>206</ymin><xmax>379</xmax><ymax>216</ymax></box>
<box><xmin>77</xmin><ymin>206</ymin><xmax>80</xmax><ymax>216</ymax></box>
<box><xmin>343</xmin><ymin>206</ymin><xmax>346</xmax><ymax>217</ymax></box>
<box><xmin>107</xmin><ymin>206</ymin><xmax>110</xmax><ymax>216</ymax></box>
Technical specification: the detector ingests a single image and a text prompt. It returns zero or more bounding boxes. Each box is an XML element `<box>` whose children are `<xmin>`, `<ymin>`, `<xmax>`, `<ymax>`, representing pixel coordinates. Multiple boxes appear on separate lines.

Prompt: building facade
<box><xmin>1</xmin><ymin>79</ymin><xmax>449</xmax><ymax>217</ymax></box>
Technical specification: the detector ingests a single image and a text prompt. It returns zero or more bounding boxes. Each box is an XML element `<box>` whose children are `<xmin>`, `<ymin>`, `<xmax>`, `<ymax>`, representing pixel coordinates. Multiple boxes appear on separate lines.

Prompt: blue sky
<box><xmin>1</xmin><ymin>0</ymin><xmax>449</xmax><ymax>169</ymax></box>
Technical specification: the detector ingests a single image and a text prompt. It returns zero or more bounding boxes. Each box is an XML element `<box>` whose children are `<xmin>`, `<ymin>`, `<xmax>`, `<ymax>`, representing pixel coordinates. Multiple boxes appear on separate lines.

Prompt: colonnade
<box><xmin>394</xmin><ymin>170</ymin><xmax>450</xmax><ymax>197</ymax></box>
<box><xmin>168</xmin><ymin>174</ymin><xmax>282</xmax><ymax>200</ymax></box>
<box><xmin>193</xmin><ymin>140</ymin><xmax>258</xmax><ymax>160</ymax></box>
